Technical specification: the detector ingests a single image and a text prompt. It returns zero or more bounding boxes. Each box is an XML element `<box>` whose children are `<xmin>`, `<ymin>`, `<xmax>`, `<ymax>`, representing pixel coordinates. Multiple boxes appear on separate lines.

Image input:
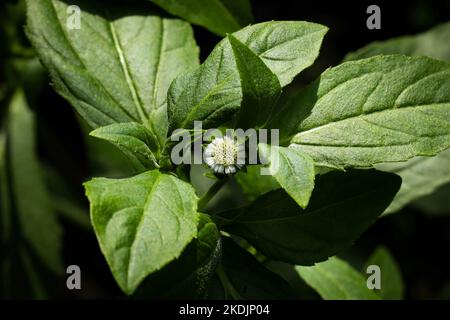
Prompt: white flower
<box><xmin>204</xmin><ymin>136</ymin><xmax>245</xmax><ymax>174</ymax></box>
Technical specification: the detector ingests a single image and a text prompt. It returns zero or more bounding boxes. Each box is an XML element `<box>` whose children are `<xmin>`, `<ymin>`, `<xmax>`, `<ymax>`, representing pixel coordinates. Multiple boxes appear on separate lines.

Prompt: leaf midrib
<box><xmin>151</xmin><ymin>19</ymin><xmax>165</xmax><ymax>111</ymax></box>
<box><xmin>44</xmin><ymin>2</ymin><xmax>141</xmax><ymax>122</ymax></box>
<box><xmin>108</xmin><ymin>21</ymin><xmax>148</xmax><ymax>124</ymax></box>
<box><xmin>295</xmin><ymin>66</ymin><xmax>450</xmax><ymax>137</ymax></box>
<box><xmin>294</xmin><ymin>102</ymin><xmax>450</xmax><ymax>144</ymax></box>
<box><xmin>180</xmin><ymin>73</ymin><xmax>237</xmax><ymax>128</ymax></box>
<box><xmin>126</xmin><ymin>173</ymin><xmax>162</xmax><ymax>288</ymax></box>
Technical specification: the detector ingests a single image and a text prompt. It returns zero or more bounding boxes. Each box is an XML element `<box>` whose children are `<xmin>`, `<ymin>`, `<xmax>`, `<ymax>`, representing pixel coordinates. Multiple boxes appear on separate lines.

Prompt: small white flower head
<box><xmin>204</xmin><ymin>136</ymin><xmax>245</xmax><ymax>174</ymax></box>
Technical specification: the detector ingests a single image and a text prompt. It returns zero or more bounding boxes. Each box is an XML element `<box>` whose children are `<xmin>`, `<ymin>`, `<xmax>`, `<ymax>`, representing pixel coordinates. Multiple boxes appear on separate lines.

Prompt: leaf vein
<box><xmin>108</xmin><ymin>21</ymin><xmax>149</xmax><ymax>123</ymax></box>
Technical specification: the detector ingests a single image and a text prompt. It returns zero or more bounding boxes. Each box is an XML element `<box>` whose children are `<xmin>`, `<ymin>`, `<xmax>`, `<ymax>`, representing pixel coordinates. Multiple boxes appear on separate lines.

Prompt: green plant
<box><xmin>6</xmin><ymin>0</ymin><xmax>448</xmax><ymax>299</ymax></box>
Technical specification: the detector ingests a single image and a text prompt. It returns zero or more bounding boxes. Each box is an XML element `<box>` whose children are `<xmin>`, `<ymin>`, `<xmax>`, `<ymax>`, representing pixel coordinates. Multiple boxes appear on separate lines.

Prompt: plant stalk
<box><xmin>197</xmin><ymin>177</ymin><xmax>228</xmax><ymax>210</ymax></box>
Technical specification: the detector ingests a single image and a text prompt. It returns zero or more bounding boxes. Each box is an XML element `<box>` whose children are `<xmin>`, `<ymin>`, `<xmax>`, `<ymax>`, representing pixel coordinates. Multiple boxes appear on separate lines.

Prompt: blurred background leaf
<box><xmin>8</xmin><ymin>89</ymin><xmax>63</xmax><ymax>274</ymax></box>
<box><xmin>365</xmin><ymin>246</ymin><xmax>404</xmax><ymax>300</ymax></box>
<box><xmin>344</xmin><ymin>22</ymin><xmax>450</xmax><ymax>62</ymax></box>
<box><xmin>412</xmin><ymin>182</ymin><xmax>450</xmax><ymax>216</ymax></box>
<box><xmin>296</xmin><ymin>257</ymin><xmax>380</xmax><ymax>300</ymax></box>
<box><xmin>380</xmin><ymin>149</ymin><xmax>450</xmax><ymax>214</ymax></box>
<box><xmin>148</xmin><ymin>0</ymin><xmax>254</xmax><ymax>36</ymax></box>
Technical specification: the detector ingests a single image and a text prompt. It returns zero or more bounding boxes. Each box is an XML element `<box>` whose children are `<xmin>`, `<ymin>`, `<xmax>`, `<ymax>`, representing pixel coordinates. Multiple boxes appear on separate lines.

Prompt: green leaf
<box><xmin>258</xmin><ymin>144</ymin><xmax>315</xmax><ymax>208</ymax></box>
<box><xmin>8</xmin><ymin>89</ymin><xmax>63</xmax><ymax>274</ymax></box>
<box><xmin>148</xmin><ymin>0</ymin><xmax>253</xmax><ymax>36</ymax></box>
<box><xmin>215</xmin><ymin>170</ymin><xmax>401</xmax><ymax>265</ymax></box>
<box><xmin>296</xmin><ymin>257</ymin><xmax>380</xmax><ymax>300</ymax></box>
<box><xmin>344</xmin><ymin>22</ymin><xmax>450</xmax><ymax>63</ymax></box>
<box><xmin>270</xmin><ymin>55</ymin><xmax>450</xmax><ymax>168</ymax></box>
<box><xmin>365</xmin><ymin>246</ymin><xmax>404</xmax><ymax>299</ymax></box>
<box><xmin>90</xmin><ymin>123</ymin><xmax>160</xmax><ymax>172</ymax></box>
<box><xmin>413</xmin><ymin>182</ymin><xmax>450</xmax><ymax>215</ymax></box>
<box><xmin>26</xmin><ymin>0</ymin><xmax>199</xmax><ymax>149</ymax></box>
<box><xmin>343</xmin><ymin>23</ymin><xmax>450</xmax><ymax>213</ymax></box>
<box><xmin>217</xmin><ymin>0</ymin><xmax>254</xmax><ymax>29</ymax></box>
<box><xmin>228</xmin><ymin>34</ymin><xmax>281</xmax><ymax>129</ymax></box>
<box><xmin>134</xmin><ymin>214</ymin><xmax>221</xmax><ymax>298</ymax></box>
<box><xmin>167</xmin><ymin>35</ymin><xmax>241</xmax><ymax>132</ymax></box>
<box><xmin>378</xmin><ymin>149</ymin><xmax>450</xmax><ymax>214</ymax></box>
<box><xmin>235</xmin><ymin>165</ymin><xmax>280</xmax><ymax>202</ymax></box>
<box><xmin>168</xmin><ymin>21</ymin><xmax>328</xmax><ymax>131</ymax></box>
<box><xmin>236</xmin><ymin>21</ymin><xmax>328</xmax><ymax>87</ymax></box>
<box><xmin>217</xmin><ymin>237</ymin><xmax>294</xmax><ymax>299</ymax></box>
<box><xmin>84</xmin><ymin>170</ymin><xmax>199</xmax><ymax>294</ymax></box>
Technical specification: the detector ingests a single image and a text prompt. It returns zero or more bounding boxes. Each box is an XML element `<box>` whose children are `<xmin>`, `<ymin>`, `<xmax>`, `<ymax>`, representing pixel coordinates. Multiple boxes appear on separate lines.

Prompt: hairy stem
<box><xmin>198</xmin><ymin>177</ymin><xmax>228</xmax><ymax>210</ymax></box>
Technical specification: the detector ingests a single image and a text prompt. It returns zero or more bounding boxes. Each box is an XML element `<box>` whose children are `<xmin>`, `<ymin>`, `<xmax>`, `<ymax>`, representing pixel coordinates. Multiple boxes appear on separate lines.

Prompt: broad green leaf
<box><xmin>134</xmin><ymin>213</ymin><xmax>221</xmax><ymax>298</ymax></box>
<box><xmin>8</xmin><ymin>90</ymin><xmax>63</xmax><ymax>274</ymax></box>
<box><xmin>234</xmin><ymin>22</ymin><xmax>328</xmax><ymax>87</ymax></box>
<box><xmin>378</xmin><ymin>149</ymin><xmax>450</xmax><ymax>214</ymax></box>
<box><xmin>148</xmin><ymin>0</ymin><xmax>253</xmax><ymax>36</ymax></box>
<box><xmin>167</xmin><ymin>34</ymin><xmax>241</xmax><ymax>132</ymax></box>
<box><xmin>259</xmin><ymin>144</ymin><xmax>315</xmax><ymax>208</ymax></box>
<box><xmin>413</xmin><ymin>182</ymin><xmax>450</xmax><ymax>215</ymax></box>
<box><xmin>84</xmin><ymin>170</ymin><xmax>199</xmax><ymax>294</ymax></box>
<box><xmin>215</xmin><ymin>170</ymin><xmax>401</xmax><ymax>265</ymax></box>
<box><xmin>228</xmin><ymin>34</ymin><xmax>282</xmax><ymax>129</ymax></box>
<box><xmin>365</xmin><ymin>246</ymin><xmax>404</xmax><ymax>300</ymax></box>
<box><xmin>26</xmin><ymin>0</ymin><xmax>199</xmax><ymax>149</ymax></box>
<box><xmin>217</xmin><ymin>237</ymin><xmax>294</xmax><ymax>299</ymax></box>
<box><xmin>269</xmin><ymin>55</ymin><xmax>450</xmax><ymax>168</ymax></box>
<box><xmin>344</xmin><ymin>23</ymin><xmax>450</xmax><ymax>213</ymax></box>
<box><xmin>296</xmin><ymin>257</ymin><xmax>380</xmax><ymax>300</ymax></box>
<box><xmin>345</xmin><ymin>22</ymin><xmax>450</xmax><ymax>63</ymax></box>
<box><xmin>168</xmin><ymin>21</ymin><xmax>328</xmax><ymax>131</ymax></box>
<box><xmin>235</xmin><ymin>165</ymin><xmax>280</xmax><ymax>202</ymax></box>
<box><xmin>90</xmin><ymin>123</ymin><xmax>159</xmax><ymax>172</ymax></box>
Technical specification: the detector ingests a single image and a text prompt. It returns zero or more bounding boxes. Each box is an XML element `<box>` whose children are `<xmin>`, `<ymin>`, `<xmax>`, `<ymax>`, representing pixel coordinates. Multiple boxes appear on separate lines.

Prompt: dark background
<box><xmin>1</xmin><ymin>0</ymin><xmax>449</xmax><ymax>299</ymax></box>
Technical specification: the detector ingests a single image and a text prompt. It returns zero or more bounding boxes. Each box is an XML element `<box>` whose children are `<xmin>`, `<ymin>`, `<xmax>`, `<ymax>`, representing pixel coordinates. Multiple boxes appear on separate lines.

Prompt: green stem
<box><xmin>198</xmin><ymin>177</ymin><xmax>228</xmax><ymax>210</ymax></box>
<box><xmin>217</xmin><ymin>264</ymin><xmax>241</xmax><ymax>300</ymax></box>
